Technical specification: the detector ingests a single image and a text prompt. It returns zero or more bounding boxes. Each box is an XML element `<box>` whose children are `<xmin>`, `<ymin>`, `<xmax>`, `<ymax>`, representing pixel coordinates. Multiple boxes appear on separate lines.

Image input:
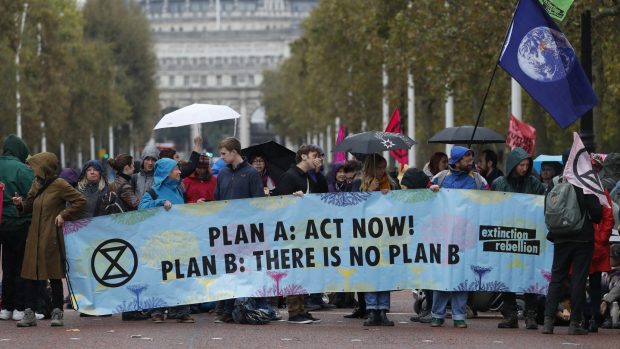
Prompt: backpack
<box><xmin>104</xmin><ymin>183</ymin><xmax>128</xmax><ymax>215</ymax></box>
<box><xmin>435</xmin><ymin>170</ymin><xmax>484</xmax><ymax>190</ymax></box>
<box><xmin>544</xmin><ymin>177</ymin><xmax>585</xmax><ymax>234</ymax></box>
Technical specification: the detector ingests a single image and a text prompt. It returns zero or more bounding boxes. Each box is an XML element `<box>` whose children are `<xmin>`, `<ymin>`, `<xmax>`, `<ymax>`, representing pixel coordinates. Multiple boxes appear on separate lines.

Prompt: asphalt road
<box><xmin>0</xmin><ymin>291</ymin><xmax>617</xmax><ymax>349</ymax></box>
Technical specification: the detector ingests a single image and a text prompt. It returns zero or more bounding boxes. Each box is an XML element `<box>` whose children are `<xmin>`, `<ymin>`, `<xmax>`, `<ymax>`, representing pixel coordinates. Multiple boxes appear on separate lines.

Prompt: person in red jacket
<box><xmin>182</xmin><ymin>154</ymin><xmax>217</xmax><ymax>203</ymax></box>
<box><xmin>588</xmin><ymin>190</ymin><xmax>614</xmax><ymax>332</ymax></box>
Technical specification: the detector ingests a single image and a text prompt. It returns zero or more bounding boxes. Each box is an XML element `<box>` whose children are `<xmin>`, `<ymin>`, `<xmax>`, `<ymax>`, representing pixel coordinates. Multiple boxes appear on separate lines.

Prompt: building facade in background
<box><xmin>138</xmin><ymin>0</ymin><xmax>316</xmax><ymax>147</ymax></box>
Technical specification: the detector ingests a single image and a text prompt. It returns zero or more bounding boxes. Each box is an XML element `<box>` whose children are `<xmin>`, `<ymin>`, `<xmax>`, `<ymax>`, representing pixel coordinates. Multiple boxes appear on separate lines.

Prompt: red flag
<box><xmin>385</xmin><ymin>108</ymin><xmax>409</xmax><ymax>165</ymax></box>
<box><xmin>333</xmin><ymin>125</ymin><xmax>347</xmax><ymax>163</ymax></box>
<box><xmin>506</xmin><ymin>115</ymin><xmax>536</xmax><ymax>156</ymax></box>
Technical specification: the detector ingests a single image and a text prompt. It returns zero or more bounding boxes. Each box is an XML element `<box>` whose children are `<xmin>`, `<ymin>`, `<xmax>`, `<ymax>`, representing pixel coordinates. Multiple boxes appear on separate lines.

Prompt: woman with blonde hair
<box><xmin>352</xmin><ymin>153</ymin><xmax>399</xmax><ymax>326</ymax></box>
<box><xmin>77</xmin><ymin>160</ymin><xmax>108</xmax><ymax>218</ymax></box>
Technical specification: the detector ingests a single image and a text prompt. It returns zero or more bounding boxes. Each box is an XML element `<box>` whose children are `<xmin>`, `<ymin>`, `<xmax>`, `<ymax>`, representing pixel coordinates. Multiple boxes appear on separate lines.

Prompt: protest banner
<box><xmin>64</xmin><ymin>190</ymin><xmax>552</xmax><ymax>315</ymax></box>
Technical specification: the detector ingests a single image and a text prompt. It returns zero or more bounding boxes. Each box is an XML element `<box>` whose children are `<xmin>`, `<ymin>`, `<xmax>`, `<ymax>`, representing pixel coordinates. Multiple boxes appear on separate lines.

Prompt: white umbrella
<box><xmin>153</xmin><ymin>104</ymin><xmax>240</xmax><ymax>131</ymax></box>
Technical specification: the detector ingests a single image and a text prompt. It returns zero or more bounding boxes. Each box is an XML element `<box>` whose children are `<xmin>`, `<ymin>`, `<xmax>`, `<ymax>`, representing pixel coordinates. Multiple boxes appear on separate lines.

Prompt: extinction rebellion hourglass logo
<box><xmin>91</xmin><ymin>239</ymin><xmax>138</xmax><ymax>287</ymax></box>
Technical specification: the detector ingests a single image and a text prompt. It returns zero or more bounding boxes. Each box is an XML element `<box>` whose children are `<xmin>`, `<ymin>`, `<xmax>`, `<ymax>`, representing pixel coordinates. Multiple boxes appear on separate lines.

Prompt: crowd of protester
<box><xmin>1</xmin><ymin>133</ymin><xmax>620</xmax><ymax>336</ymax></box>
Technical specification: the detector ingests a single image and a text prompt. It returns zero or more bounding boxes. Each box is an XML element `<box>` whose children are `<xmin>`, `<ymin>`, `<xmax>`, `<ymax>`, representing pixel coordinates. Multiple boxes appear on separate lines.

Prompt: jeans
<box><xmin>364</xmin><ymin>291</ymin><xmax>390</xmax><ymax>310</ymax></box>
<box><xmin>544</xmin><ymin>242</ymin><xmax>593</xmax><ymax>321</ymax></box>
<box><xmin>0</xmin><ymin>226</ymin><xmax>28</xmax><ymax>311</ymax></box>
<box><xmin>432</xmin><ymin>290</ymin><xmax>468</xmax><ymax>321</ymax></box>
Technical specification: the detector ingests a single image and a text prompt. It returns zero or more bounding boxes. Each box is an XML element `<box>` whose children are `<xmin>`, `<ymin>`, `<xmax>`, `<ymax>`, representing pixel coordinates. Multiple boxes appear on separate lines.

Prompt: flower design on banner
<box><xmin>111</xmin><ymin>209</ymin><xmax>158</xmax><ymax>225</ymax></box>
<box><xmin>115</xmin><ymin>284</ymin><xmax>166</xmax><ymax>313</ymax></box>
<box><xmin>320</xmin><ymin>192</ymin><xmax>371</xmax><ymax>207</ymax></box>
<box><xmin>453</xmin><ymin>265</ymin><xmax>508</xmax><ymax>292</ymax></box>
<box><xmin>249</xmin><ymin>196</ymin><xmax>297</xmax><ymax>210</ymax></box>
<box><xmin>390</xmin><ymin>190</ymin><xmax>435</xmax><ymax>204</ymax></box>
<box><xmin>63</xmin><ymin>218</ymin><xmax>93</xmax><ymax>235</ymax></box>
<box><xmin>178</xmin><ymin>201</ymin><xmax>228</xmax><ymax>216</ymax></box>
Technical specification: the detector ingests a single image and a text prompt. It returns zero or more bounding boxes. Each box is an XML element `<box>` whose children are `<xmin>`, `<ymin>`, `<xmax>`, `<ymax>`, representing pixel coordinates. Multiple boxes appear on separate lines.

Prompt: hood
<box><xmin>506</xmin><ymin>147</ymin><xmax>532</xmax><ymax>176</ymax></box>
<box><xmin>80</xmin><ymin>160</ymin><xmax>104</xmax><ymax>179</ymax></box>
<box><xmin>59</xmin><ymin>168</ymin><xmax>80</xmax><ymax>186</ymax></box>
<box><xmin>449</xmin><ymin>146</ymin><xmax>472</xmax><ymax>166</ymax></box>
<box><xmin>401</xmin><ymin>168</ymin><xmax>429</xmax><ymax>189</ymax></box>
<box><xmin>2</xmin><ymin>134</ymin><xmax>29</xmax><ymax>163</ymax></box>
<box><xmin>327</xmin><ymin>163</ymin><xmax>345</xmax><ymax>185</ymax></box>
<box><xmin>153</xmin><ymin>158</ymin><xmax>179</xmax><ymax>190</ymax></box>
<box><xmin>141</xmin><ymin>145</ymin><xmax>160</xmax><ymax>161</ymax></box>
<box><xmin>27</xmin><ymin>152</ymin><xmax>59</xmax><ymax>180</ymax></box>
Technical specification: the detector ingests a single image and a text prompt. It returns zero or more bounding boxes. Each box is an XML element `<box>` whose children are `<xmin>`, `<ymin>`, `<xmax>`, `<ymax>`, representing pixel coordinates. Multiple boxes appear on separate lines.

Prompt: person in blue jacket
<box><xmin>429</xmin><ymin>146</ymin><xmax>488</xmax><ymax>329</ymax></box>
<box><xmin>138</xmin><ymin>158</ymin><xmax>194</xmax><ymax>323</ymax></box>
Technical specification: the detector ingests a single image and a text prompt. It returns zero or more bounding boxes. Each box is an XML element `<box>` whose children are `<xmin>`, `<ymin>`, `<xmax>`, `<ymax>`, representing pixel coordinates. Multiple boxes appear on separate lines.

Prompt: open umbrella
<box><xmin>241</xmin><ymin>141</ymin><xmax>296</xmax><ymax>174</ymax></box>
<box><xmin>153</xmin><ymin>104</ymin><xmax>240</xmax><ymax>130</ymax></box>
<box><xmin>428</xmin><ymin>126</ymin><xmax>505</xmax><ymax>144</ymax></box>
<box><xmin>333</xmin><ymin>131</ymin><xmax>416</xmax><ymax>154</ymax></box>
<box><xmin>533</xmin><ymin>154</ymin><xmax>563</xmax><ymax>174</ymax></box>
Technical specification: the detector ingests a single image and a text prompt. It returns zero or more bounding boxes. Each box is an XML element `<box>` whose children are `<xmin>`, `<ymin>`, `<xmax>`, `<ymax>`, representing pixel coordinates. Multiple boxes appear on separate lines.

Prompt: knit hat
<box><xmin>59</xmin><ymin>168</ymin><xmax>80</xmax><ymax>187</ymax></box>
<box><xmin>80</xmin><ymin>160</ymin><xmax>104</xmax><ymax>178</ymax></box>
<box><xmin>449</xmin><ymin>146</ymin><xmax>473</xmax><ymax>166</ymax></box>
<box><xmin>141</xmin><ymin>145</ymin><xmax>160</xmax><ymax>161</ymax></box>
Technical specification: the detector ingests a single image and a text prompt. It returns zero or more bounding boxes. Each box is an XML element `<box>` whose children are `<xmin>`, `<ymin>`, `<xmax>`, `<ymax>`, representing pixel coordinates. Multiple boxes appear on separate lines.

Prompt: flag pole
<box><xmin>469</xmin><ymin>0</ymin><xmax>522</xmax><ymax>147</ymax></box>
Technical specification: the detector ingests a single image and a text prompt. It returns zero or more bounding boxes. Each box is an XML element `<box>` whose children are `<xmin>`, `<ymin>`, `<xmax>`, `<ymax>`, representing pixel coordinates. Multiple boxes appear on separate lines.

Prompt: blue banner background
<box><xmin>64</xmin><ymin>189</ymin><xmax>552</xmax><ymax>315</ymax></box>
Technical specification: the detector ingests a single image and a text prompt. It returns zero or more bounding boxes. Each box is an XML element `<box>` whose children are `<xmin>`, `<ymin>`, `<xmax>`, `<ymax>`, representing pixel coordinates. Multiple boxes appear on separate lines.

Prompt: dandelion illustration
<box><xmin>524</xmin><ymin>283</ymin><xmax>547</xmax><ymax>295</ymax></box>
<box><xmin>267</xmin><ymin>271</ymin><xmax>288</xmax><ymax>296</ymax></box>
<box><xmin>63</xmin><ymin>218</ymin><xmax>93</xmax><ymax>235</ymax></box>
<box><xmin>281</xmin><ymin>284</ymin><xmax>308</xmax><ymax>296</ymax></box>
<box><xmin>126</xmin><ymin>284</ymin><xmax>148</xmax><ymax>309</ymax></box>
<box><xmin>111</xmin><ymin>209</ymin><xmax>158</xmax><ymax>225</ymax></box>
<box><xmin>470</xmin><ymin>265</ymin><xmax>493</xmax><ymax>290</ymax></box>
<box><xmin>541</xmin><ymin>270</ymin><xmax>552</xmax><ymax>283</ymax></box>
<box><xmin>320</xmin><ymin>192</ymin><xmax>372</xmax><ymax>207</ymax></box>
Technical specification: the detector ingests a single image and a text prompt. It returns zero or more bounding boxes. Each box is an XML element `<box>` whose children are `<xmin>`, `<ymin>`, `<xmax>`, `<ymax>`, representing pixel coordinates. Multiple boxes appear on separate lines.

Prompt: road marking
<box><xmin>493</xmin><ymin>341</ymin><xmax>504</xmax><ymax>344</ymax></box>
<box><xmin>399</xmin><ymin>321</ymin><xmax>409</xmax><ymax>324</ymax></box>
<box><xmin>422</xmin><ymin>340</ymin><xmax>433</xmax><ymax>343</ymax></box>
<box><xmin>281</xmin><ymin>338</ymin><xmax>293</xmax><ymax>341</ymax></box>
<box><xmin>69</xmin><ymin>338</ymin><xmax>80</xmax><ymax>340</ymax></box>
<box><xmin>561</xmin><ymin>343</ymin><xmax>581</xmax><ymax>346</ymax></box>
<box><xmin>211</xmin><ymin>338</ymin><xmax>223</xmax><ymax>340</ymax></box>
<box><xmin>351</xmin><ymin>339</ymin><xmax>362</xmax><ymax>342</ymax></box>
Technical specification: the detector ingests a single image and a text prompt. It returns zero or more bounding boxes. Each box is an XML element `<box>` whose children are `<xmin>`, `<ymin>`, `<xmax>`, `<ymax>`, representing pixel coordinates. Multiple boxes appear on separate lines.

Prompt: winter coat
<box><xmin>77</xmin><ymin>160</ymin><xmax>108</xmax><ymax>218</ymax></box>
<box><xmin>600</xmin><ymin>153</ymin><xmax>620</xmax><ymax>192</ymax></box>
<box><xmin>0</xmin><ymin>134</ymin><xmax>34</xmax><ymax>230</ymax></box>
<box><xmin>590</xmin><ymin>191</ymin><xmax>614</xmax><ymax>273</ymax></box>
<box><xmin>19</xmin><ymin>152</ymin><xmax>86</xmax><ymax>280</ymax></box>
<box><xmin>490</xmin><ymin>147</ymin><xmax>545</xmax><ymax>195</ymax></box>
<box><xmin>139</xmin><ymin>158</ymin><xmax>185</xmax><ymax>209</ymax></box>
<box><xmin>214</xmin><ymin>161</ymin><xmax>264</xmax><ymax>200</ymax></box>
<box><xmin>276</xmin><ymin>166</ymin><xmax>327</xmax><ymax>195</ymax></box>
<box><xmin>110</xmin><ymin>173</ymin><xmax>140</xmax><ymax>211</ymax></box>
<box><xmin>431</xmin><ymin>168</ymin><xmax>488</xmax><ymax>190</ymax></box>
<box><xmin>484</xmin><ymin>168</ymin><xmax>505</xmax><ymax>187</ymax></box>
<box><xmin>422</xmin><ymin>162</ymin><xmax>434</xmax><ymax>179</ymax></box>
<box><xmin>182</xmin><ymin>173</ymin><xmax>217</xmax><ymax>203</ymax></box>
<box><xmin>131</xmin><ymin>145</ymin><xmax>159</xmax><ymax>199</ymax></box>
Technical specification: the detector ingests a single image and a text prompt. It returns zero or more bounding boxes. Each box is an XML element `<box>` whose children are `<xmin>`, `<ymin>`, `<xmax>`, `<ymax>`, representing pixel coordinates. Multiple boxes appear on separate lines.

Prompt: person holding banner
<box><xmin>0</xmin><ymin>135</ymin><xmax>35</xmax><ymax>322</ymax></box>
<box><xmin>429</xmin><ymin>146</ymin><xmax>488</xmax><ymax>329</ymax></box>
<box><xmin>12</xmin><ymin>152</ymin><xmax>86</xmax><ymax>328</ymax></box>
<box><xmin>491</xmin><ymin>147</ymin><xmax>545</xmax><ymax>330</ymax></box>
<box><xmin>352</xmin><ymin>153</ymin><xmax>399</xmax><ymax>327</ymax></box>
<box><xmin>138</xmin><ymin>157</ymin><xmax>195</xmax><ymax>324</ymax></box>
<box><xmin>213</xmin><ymin>137</ymin><xmax>265</xmax><ymax>324</ymax></box>
<box><xmin>108</xmin><ymin>154</ymin><xmax>141</xmax><ymax>212</ymax></box>
<box><xmin>275</xmin><ymin>144</ymin><xmax>325</xmax><ymax>324</ymax></box>
<box><xmin>423</xmin><ymin>152</ymin><xmax>448</xmax><ymax>179</ymax></box>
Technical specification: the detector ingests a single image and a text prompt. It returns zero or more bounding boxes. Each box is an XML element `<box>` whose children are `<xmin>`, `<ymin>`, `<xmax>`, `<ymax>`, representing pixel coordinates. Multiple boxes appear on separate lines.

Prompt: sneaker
<box><xmin>287</xmin><ymin>314</ymin><xmax>312</xmax><ymax>324</ymax></box>
<box><xmin>214</xmin><ymin>313</ymin><xmax>234</xmax><ymax>323</ymax></box>
<box><xmin>419</xmin><ymin>312</ymin><xmax>433</xmax><ymax>324</ymax></box>
<box><xmin>453</xmin><ymin>320</ymin><xmax>468</xmax><ymax>328</ymax></box>
<box><xmin>16</xmin><ymin>309</ymin><xmax>37</xmax><ymax>327</ymax></box>
<box><xmin>151</xmin><ymin>314</ymin><xmax>165</xmax><ymax>323</ymax></box>
<box><xmin>12</xmin><ymin>310</ymin><xmax>25</xmax><ymax>321</ymax></box>
<box><xmin>303</xmin><ymin>312</ymin><xmax>321</xmax><ymax>323</ymax></box>
<box><xmin>177</xmin><ymin>314</ymin><xmax>195</xmax><ymax>323</ymax></box>
<box><xmin>0</xmin><ymin>309</ymin><xmax>12</xmax><ymax>320</ymax></box>
<box><xmin>430</xmin><ymin>317</ymin><xmax>444</xmax><ymax>327</ymax></box>
<box><xmin>50</xmin><ymin>308</ymin><xmax>64</xmax><ymax>327</ymax></box>
<box><xmin>35</xmin><ymin>313</ymin><xmax>45</xmax><ymax>320</ymax></box>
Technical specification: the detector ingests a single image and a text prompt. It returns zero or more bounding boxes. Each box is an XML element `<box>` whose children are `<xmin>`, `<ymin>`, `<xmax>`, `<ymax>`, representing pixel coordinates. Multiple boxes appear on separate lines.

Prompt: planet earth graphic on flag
<box><xmin>517</xmin><ymin>26</ymin><xmax>576</xmax><ymax>82</ymax></box>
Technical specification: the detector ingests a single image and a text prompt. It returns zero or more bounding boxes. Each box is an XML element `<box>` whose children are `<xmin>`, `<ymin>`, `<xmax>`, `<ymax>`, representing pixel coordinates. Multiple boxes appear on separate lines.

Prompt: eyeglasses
<box><xmin>252</xmin><ymin>159</ymin><xmax>265</xmax><ymax>164</ymax></box>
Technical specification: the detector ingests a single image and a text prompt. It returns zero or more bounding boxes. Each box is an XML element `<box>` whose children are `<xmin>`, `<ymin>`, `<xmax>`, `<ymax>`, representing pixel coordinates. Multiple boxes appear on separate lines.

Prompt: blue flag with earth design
<box><xmin>499</xmin><ymin>0</ymin><xmax>597</xmax><ymax>128</ymax></box>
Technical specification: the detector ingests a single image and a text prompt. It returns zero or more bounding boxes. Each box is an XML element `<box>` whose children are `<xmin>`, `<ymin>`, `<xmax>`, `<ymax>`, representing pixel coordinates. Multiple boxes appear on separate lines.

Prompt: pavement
<box><xmin>0</xmin><ymin>291</ymin><xmax>618</xmax><ymax>349</ymax></box>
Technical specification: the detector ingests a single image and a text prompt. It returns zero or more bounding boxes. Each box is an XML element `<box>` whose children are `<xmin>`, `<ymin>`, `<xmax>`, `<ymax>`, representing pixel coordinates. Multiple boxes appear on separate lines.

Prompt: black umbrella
<box><xmin>333</xmin><ymin>131</ymin><xmax>416</xmax><ymax>154</ymax></box>
<box><xmin>428</xmin><ymin>126</ymin><xmax>505</xmax><ymax>144</ymax></box>
<box><xmin>241</xmin><ymin>140</ymin><xmax>296</xmax><ymax>173</ymax></box>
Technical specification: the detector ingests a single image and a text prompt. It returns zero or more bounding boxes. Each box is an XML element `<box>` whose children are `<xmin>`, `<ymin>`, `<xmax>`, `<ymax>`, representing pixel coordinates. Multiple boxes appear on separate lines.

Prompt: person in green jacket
<box><xmin>491</xmin><ymin>147</ymin><xmax>545</xmax><ymax>330</ymax></box>
<box><xmin>0</xmin><ymin>134</ymin><xmax>34</xmax><ymax>321</ymax></box>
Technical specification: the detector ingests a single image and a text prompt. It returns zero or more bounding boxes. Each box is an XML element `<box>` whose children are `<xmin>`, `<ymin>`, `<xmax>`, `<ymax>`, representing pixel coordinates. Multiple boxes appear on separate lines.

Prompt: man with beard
<box><xmin>491</xmin><ymin>147</ymin><xmax>545</xmax><ymax>330</ymax></box>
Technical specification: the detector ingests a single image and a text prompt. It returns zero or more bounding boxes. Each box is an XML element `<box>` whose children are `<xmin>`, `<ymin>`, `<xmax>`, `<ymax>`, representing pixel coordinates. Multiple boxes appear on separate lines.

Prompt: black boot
<box><xmin>363</xmin><ymin>310</ymin><xmax>380</xmax><ymax>326</ymax></box>
<box><xmin>344</xmin><ymin>307</ymin><xmax>366</xmax><ymax>319</ymax></box>
<box><xmin>497</xmin><ymin>311</ymin><xmax>518</xmax><ymax>329</ymax></box>
<box><xmin>568</xmin><ymin>319</ymin><xmax>588</xmax><ymax>335</ymax></box>
<box><xmin>588</xmin><ymin>315</ymin><xmax>599</xmax><ymax>333</ymax></box>
<box><xmin>542</xmin><ymin>316</ymin><xmax>554</xmax><ymax>334</ymax></box>
<box><xmin>525</xmin><ymin>310</ymin><xmax>538</xmax><ymax>330</ymax></box>
<box><xmin>378</xmin><ymin>310</ymin><xmax>394</xmax><ymax>326</ymax></box>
